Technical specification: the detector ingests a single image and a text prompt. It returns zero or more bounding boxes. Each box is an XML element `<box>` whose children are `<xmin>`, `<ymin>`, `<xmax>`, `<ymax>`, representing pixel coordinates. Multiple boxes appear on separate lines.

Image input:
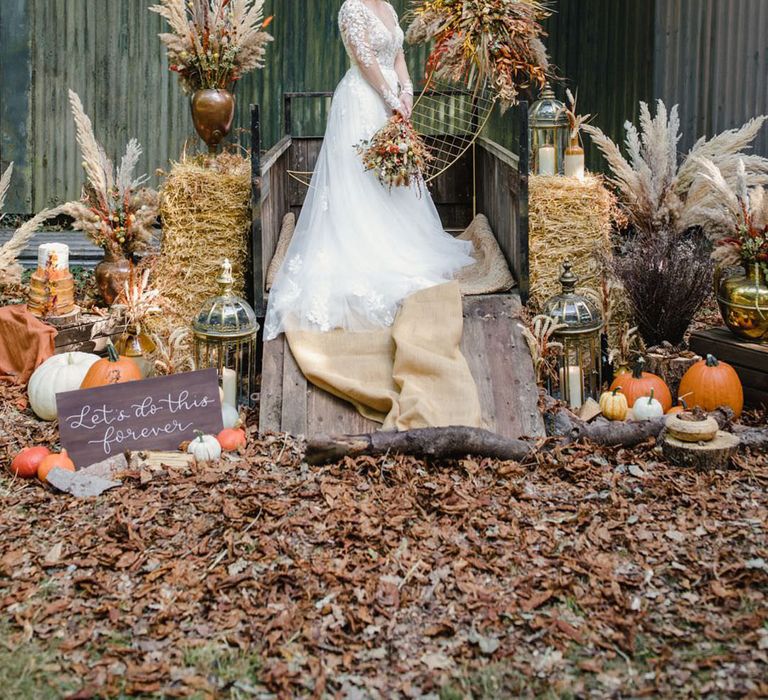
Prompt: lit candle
<box><xmin>559</xmin><ymin>365</ymin><xmax>583</xmax><ymax>409</ymax></box>
<box><xmin>537</xmin><ymin>144</ymin><xmax>556</xmax><ymax>176</ymax></box>
<box><xmin>222</xmin><ymin>367</ymin><xmax>237</xmax><ymax>408</ymax></box>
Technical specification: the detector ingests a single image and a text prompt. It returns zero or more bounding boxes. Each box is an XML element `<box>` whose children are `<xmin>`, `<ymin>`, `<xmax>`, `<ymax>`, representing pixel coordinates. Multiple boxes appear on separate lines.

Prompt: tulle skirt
<box><xmin>263</xmin><ymin>65</ymin><xmax>474</xmax><ymax>340</ymax></box>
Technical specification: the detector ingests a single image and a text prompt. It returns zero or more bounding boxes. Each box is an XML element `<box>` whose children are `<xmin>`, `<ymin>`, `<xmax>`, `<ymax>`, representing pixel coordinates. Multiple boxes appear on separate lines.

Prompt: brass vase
<box><xmin>114</xmin><ymin>326</ymin><xmax>156</xmax><ymax>377</ymax></box>
<box><xmin>94</xmin><ymin>250</ymin><xmax>131</xmax><ymax>306</ymax></box>
<box><xmin>191</xmin><ymin>89</ymin><xmax>235</xmax><ymax>152</ymax></box>
<box><xmin>716</xmin><ymin>263</ymin><xmax>768</xmax><ymax>343</ymax></box>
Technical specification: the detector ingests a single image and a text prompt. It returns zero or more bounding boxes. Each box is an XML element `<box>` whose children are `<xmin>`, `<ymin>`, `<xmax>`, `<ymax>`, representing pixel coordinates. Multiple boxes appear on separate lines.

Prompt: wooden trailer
<box><xmin>250</xmin><ymin>95</ymin><xmax>544</xmax><ymax>439</ymax></box>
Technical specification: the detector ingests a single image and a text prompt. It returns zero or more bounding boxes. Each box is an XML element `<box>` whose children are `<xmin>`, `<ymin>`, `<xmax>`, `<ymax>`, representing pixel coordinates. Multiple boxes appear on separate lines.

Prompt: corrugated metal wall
<box><xmin>654</xmin><ymin>0</ymin><xmax>768</xmax><ymax>157</ymax></box>
<box><xmin>1</xmin><ymin>0</ymin><xmax>766</xmax><ymax>213</ymax></box>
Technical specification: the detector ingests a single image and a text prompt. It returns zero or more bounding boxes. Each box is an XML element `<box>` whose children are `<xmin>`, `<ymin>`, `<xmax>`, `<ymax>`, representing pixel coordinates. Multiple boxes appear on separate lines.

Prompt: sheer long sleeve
<box><xmin>339</xmin><ymin>2</ymin><xmax>401</xmax><ymax>111</ymax></box>
<box><xmin>394</xmin><ymin>49</ymin><xmax>413</xmax><ymax>97</ymax></box>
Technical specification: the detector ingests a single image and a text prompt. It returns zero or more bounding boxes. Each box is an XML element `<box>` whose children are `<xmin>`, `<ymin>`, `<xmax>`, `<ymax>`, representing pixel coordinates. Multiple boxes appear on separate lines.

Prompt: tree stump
<box><xmin>646</xmin><ymin>346</ymin><xmax>701</xmax><ymax>398</ymax></box>
<box><xmin>661</xmin><ymin>431</ymin><xmax>740</xmax><ymax>470</ymax></box>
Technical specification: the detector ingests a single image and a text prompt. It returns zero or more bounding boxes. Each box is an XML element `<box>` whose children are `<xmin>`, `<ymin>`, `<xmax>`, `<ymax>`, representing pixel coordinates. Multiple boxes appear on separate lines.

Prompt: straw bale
<box><xmin>529</xmin><ymin>174</ymin><xmax>621</xmax><ymax>308</ymax></box>
<box><xmin>150</xmin><ymin>152</ymin><xmax>251</xmax><ymax>337</ymax></box>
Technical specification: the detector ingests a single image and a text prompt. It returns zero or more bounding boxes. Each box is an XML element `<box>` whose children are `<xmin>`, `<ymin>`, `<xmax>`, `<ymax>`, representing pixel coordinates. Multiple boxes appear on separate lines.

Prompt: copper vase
<box><xmin>191</xmin><ymin>89</ymin><xmax>235</xmax><ymax>152</ymax></box>
<box><xmin>94</xmin><ymin>250</ymin><xmax>130</xmax><ymax>306</ymax></box>
<box><xmin>114</xmin><ymin>326</ymin><xmax>157</xmax><ymax>377</ymax></box>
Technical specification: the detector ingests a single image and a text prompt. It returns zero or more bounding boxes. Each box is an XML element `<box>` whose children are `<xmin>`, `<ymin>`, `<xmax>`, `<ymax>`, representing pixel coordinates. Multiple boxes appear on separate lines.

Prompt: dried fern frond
<box><xmin>0</xmin><ymin>162</ymin><xmax>13</xmax><ymax>214</ymax></box>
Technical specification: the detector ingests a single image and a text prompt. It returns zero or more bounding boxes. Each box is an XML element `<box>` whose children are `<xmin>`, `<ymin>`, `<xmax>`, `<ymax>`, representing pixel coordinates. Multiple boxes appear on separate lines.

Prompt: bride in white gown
<box><xmin>263</xmin><ymin>0</ymin><xmax>474</xmax><ymax>341</ymax></box>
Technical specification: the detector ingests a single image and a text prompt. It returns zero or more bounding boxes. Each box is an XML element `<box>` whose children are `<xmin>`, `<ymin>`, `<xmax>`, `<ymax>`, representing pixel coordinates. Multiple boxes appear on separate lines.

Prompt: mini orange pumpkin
<box><xmin>610</xmin><ymin>358</ymin><xmax>672</xmax><ymax>413</ymax></box>
<box><xmin>38</xmin><ymin>449</ymin><xmax>76</xmax><ymax>483</ymax></box>
<box><xmin>217</xmin><ymin>428</ymin><xmax>246</xmax><ymax>451</ymax></box>
<box><xmin>678</xmin><ymin>354</ymin><xmax>744</xmax><ymax>418</ymax></box>
<box><xmin>10</xmin><ymin>446</ymin><xmax>51</xmax><ymax>479</ymax></box>
<box><xmin>80</xmin><ymin>340</ymin><xmax>142</xmax><ymax>389</ymax></box>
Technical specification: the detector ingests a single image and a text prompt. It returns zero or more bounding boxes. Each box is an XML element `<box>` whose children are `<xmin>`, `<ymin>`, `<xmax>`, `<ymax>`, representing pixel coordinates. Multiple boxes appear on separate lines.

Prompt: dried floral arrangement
<box><xmin>518</xmin><ymin>313</ymin><xmax>564</xmax><ymax>386</ymax></box>
<box><xmin>114</xmin><ymin>263</ymin><xmax>163</xmax><ymax>334</ymax></box>
<box><xmin>405</xmin><ymin>0</ymin><xmax>550</xmax><ymax>109</ymax></box>
<box><xmin>564</xmin><ymin>88</ymin><xmax>591</xmax><ymax>143</ymax></box>
<box><xmin>150</xmin><ymin>0</ymin><xmax>273</xmax><ymax>94</ymax></box>
<box><xmin>692</xmin><ymin>158</ymin><xmax>768</xmax><ymax>278</ymax></box>
<box><xmin>583</xmin><ymin>100</ymin><xmax>768</xmax><ymax>236</ymax></box>
<box><xmin>62</xmin><ymin>91</ymin><xmax>159</xmax><ymax>260</ymax></box>
<box><xmin>356</xmin><ymin>115</ymin><xmax>433</xmax><ymax>191</ymax></box>
<box><xmin>584</xmin><ymin>100</ymin><xmax>768</xmax><ymax>347</ymax></box>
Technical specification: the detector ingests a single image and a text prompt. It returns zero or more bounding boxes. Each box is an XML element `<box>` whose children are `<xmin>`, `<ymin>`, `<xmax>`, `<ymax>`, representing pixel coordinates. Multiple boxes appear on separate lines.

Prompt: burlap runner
<box><xmin>286</xmin><ymin>281</ymin><xmax>482</xmax><ymax>430</ymax></box>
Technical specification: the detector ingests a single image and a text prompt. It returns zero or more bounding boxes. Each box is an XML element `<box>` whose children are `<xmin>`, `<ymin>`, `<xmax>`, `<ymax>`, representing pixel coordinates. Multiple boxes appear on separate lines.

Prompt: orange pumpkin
<box><xmin>610</xmin><ymin>358</ymin><xmax>672</xmax><ymax>413</ymax></box>
<box><xmin>10</xmin><ymin>446</ymin><xmax>51</xmax><ymax>479</ymax></box>
<box><xmin>217</xmin><ymin>428</ymin><xmax>246</xmax><ymax>451</ymax></box>
<box><xmin>80</xmin><ymin>340</ymin><xmax>142</xmax><ymax>389</ymax></box>
<box><xmin>666</xmin><ymin>397</ymin><xmax>690</xmax><ymax>415</ymax></box>
<box><xmin>37</xmin><ymin>449</ymin><xmax>76</xmax><ymax>483</ymax></box>
<box><xmin>678</xmin><ymin>354</ymin><xmax>744</xmax><ymax>418</ymax></box>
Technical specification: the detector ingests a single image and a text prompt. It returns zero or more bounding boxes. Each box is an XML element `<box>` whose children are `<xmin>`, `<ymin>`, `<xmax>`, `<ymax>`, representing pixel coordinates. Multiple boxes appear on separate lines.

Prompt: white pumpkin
<box><xmin>632</xmin><ymin>390</ymin><xmax>664</xmax><ymax>421</ymax></box>
<box><xmin>28</xmin><ymin>352</ymin><xmax>100</xmax><ymax>420</ymax></box>
<box><xmin>221</xmin><ymin>403</ymin><xmax>242</xmax><ymax>429</ymax></box>
<box><xmin>187</xmin><ymin>433</ymin><xmax>222</xmax><ymax>462</ymax></box>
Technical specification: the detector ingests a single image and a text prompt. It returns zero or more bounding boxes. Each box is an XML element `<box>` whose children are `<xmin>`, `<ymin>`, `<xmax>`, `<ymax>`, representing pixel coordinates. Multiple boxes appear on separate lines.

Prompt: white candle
<box><xmin>537</xmin><ymin>144</ymin><xmax>556</xmax><ymax>176</ymax></box>
<box><xmin>37</xmin><ymin>243</ymin><xmax>69</xmax><ymax>270</ymax></box>
<box><xmin>564</xmin><ymin>152</ymin><xmax>585</xmax><ymax>181</ymax></box>
<box><xmin>559</xmin><ymin>365</ymin><xmax>583</xmax><ymax>409</ymax></box>
<box><xmin>222</xmin><ymin>368</ymin><xmax>237</xmax><ymax>408</ymax></box>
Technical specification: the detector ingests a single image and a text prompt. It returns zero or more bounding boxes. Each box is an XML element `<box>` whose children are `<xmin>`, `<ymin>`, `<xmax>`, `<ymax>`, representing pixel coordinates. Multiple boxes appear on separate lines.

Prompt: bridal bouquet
<box><xmin>356</xmin><ymin>116</ymin><xmax>433</xmax><ymax>191</ymax></box>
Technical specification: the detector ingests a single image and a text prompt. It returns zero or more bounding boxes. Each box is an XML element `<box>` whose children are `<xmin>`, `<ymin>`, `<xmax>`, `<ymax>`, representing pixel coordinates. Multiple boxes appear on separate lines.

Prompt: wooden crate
<box><xmin>689</xmin><ymin>327</ymin><xmax>768</xmax><ymax>409</ymax></box>
<box><xmin>52</xmin><ymin>313</ymin><xmax>121</xmax><ymax>355</ymax></box>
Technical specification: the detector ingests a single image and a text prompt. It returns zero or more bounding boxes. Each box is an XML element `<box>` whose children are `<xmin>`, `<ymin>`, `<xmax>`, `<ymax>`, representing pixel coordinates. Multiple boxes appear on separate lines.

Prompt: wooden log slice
<box><xmin>662</xmin><ymin>431</ymin><xmax>740</xmax><ymax>470</ymax></box>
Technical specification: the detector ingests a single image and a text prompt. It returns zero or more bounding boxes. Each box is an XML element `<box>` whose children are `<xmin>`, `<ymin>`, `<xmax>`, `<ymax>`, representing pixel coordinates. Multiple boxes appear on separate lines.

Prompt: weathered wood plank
<box><xmin>259</xmin><ymin>337</ymin><xmax>285</xmax><ymax>434</ymax></box>
<box><xmin>281</xmin><ymin>341</ymin><xmax>308</xmax><ymax>437</ymax></box>
<box><xmin>460</xmin><ymin>299</ymin><xmax>496</xmax><ymax>432</ymax></box>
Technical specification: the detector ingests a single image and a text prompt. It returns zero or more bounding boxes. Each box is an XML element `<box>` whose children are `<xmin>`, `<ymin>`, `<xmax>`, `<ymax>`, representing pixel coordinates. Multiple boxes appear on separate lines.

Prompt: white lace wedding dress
<box><xmin>263</xmin><ymin>0</ymin><xmax>474</xmax><ymax>340</ymax></box>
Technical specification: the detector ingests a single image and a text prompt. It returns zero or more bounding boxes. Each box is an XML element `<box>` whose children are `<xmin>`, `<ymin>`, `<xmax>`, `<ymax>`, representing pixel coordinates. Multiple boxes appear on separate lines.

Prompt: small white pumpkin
<box><xmin>28</xmin><ymin>352</ymin><xmax>100</xmax><ymax>420</ymax></box>
<box><xmin>632</xmin><ymin>390</ymin><xmax>664</xmax><ymax>421</ymax></box>
<box><xmin>187</xmin><ymin>432</ymin><xmax>222</xmax><ymax>462</ymax></box>
<box><xmin>221</xmin><ymin>403</ymin><xmax>242</xmax><ymax>429</ymax></box>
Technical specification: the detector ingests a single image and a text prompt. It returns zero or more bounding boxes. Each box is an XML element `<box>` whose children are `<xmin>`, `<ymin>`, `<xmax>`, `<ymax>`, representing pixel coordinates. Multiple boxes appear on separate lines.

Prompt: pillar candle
<box><xmin>537</xmin><ymin>144</ymin><xmax>556</xmax><ymax>176</ymax></box>
<box><xmin>222</xmin><ymin>367</ymin><xmax>238</xmax><ymax>408</ymax></box>
<box><xmin>559</xmin><ymin>365</ymin><xmax>583</xmax><ymax>409</ymax></box>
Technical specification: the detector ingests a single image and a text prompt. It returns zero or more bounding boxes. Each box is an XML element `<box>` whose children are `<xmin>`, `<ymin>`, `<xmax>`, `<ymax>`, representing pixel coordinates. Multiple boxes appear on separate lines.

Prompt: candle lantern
<box><xmin>529</xmin><ymin>83</ymin><xmax>569</xmax><ymax>176</ymax></box>
<box><xmin>192</xmin><ymin>259</ymin><xmax>259</xmax><ymax>408</ymax></box>
<box><xmin>543</xmin><ymin>262</ymin><xmax>603</xmax><ymax>409</ymax></box>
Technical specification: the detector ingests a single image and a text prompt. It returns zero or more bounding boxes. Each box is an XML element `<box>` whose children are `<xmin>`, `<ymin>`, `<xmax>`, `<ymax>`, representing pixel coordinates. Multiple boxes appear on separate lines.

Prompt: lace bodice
<box><xmin>339</xmin><ymin>0</ymin><xmax>404</xmax><ymax>70</ymax></box>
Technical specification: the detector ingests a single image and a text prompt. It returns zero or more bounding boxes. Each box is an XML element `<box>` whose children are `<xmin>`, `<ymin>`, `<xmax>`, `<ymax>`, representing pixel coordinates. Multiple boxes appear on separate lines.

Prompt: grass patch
<box><xmin>182</xmin><ymin>642</ymin><xmax>263</xmax><ymax>695</ymax></box>
<box><xmin>0</xmin><ymin>624</ymin><xmax>80</xmax><ymax>700</ymax></box>
<box><xmin>440</xmin><ymin>664</ymin><xmax>569</xmax><ymax>700</ymax></box>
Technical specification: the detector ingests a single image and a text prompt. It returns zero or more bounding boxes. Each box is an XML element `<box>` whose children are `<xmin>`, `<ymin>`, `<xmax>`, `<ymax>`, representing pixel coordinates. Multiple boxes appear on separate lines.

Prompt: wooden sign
<box><xmin>57</xmin><ymin>369</ymin><xmax>223</xmax><ymax>467</ymax></box>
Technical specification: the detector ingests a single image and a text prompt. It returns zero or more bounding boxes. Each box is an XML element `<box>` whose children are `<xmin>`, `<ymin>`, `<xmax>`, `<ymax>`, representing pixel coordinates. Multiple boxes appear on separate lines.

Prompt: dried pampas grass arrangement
<box><xmin>149</xmin><ymin>151</ymin><xmax>251</xmax><ymax>340</ymax></box>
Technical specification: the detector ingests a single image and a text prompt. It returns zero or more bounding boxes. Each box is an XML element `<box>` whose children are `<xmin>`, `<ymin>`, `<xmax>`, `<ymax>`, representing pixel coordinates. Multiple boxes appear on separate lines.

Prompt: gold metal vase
<box><xmin>191</xmin><ymin>89</ymin><xmax>235</xmax><ymax>152</ymax></box>
<box><xmin>113</xmin><ymin>326</ymin><xmax>156</xmax><ymax>377</ymax></box>
<box><xmin>716</xmin><ymin>263</ymin><xmax>768</xmax><ymax>343</ymax></box>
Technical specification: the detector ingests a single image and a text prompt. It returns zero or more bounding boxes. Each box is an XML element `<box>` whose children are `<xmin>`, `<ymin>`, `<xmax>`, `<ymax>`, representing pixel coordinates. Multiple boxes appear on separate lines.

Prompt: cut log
<box><xmin>305</xmin><ymin>426</ymin><xmax>538</xmax><ymax>465</ymax></box>
<box><xmin>662</xmin><ymin>432</ymin><xmax>741</xmax><ymax>470</ymax></box>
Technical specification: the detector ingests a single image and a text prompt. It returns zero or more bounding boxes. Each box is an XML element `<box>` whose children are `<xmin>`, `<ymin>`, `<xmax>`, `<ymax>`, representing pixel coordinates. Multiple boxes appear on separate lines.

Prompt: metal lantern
<box><xmin>543</xmin><ymin>262</ymin><xmax>603</xmax><ymax>409</ymax></box>
<box><xmin>192</xmin><ymin>259</ymin><xmax>259</xmax><ymax>408</ymax></box>
<box><xmin>529</xmin><ymin>83</ymin><xmax>569</xmax><ymax>176</ymax></box>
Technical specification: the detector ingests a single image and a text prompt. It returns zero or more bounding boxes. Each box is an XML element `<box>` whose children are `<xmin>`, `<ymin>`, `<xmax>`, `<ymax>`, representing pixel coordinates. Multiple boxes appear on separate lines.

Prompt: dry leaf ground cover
<box><xmin>1</xmin><ymin>393</ymin><xmax>767</xmax><ymax>699</ymax></box>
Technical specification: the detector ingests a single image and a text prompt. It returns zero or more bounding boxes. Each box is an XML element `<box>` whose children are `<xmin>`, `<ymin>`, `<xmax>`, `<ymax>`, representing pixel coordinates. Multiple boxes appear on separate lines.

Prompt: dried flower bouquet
<box><xmin>356</xmin><ymin>116</ymin><xmax>434</xmax><ymax>191</ymax></box>
<box><xmin>63</xmin><ymin>91</ymin><xmax>159</xmax><ymax>260</ymax></box>
<box><xmin>150</xmin><ymin>0</ymin><xmax>273</xmax><ymax>94</ymax></box>
<box><xmin>406</xmin><ymin>0</ymin><xmax>551</xmax><ymax>110</ymax></box>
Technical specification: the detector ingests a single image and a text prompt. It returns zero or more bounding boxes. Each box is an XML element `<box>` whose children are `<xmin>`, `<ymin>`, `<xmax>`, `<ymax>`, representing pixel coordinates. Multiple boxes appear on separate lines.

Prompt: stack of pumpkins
<box><xmin>599</xmin><ymin>355</ymin><xmax>744</xmax><ymax>423</ymax></box>
<box><xmin>10</xmin><ymin>341</ymin><xmax>245</xmax><ymax>483</ymax></box>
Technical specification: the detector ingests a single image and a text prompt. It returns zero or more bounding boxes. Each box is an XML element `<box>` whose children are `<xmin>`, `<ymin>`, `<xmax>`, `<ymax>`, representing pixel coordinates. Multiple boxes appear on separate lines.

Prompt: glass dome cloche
<box><xmin>192</xmin><ymin>259</ymin><xmax>259</xmax><ymax>408</ymax></box>
<box><xmin>542</xmin><ymin>261</ymin><xmax>603</xmax><ymax>409</ymax></box>
<box><xmin>529</xmin><ymin>82</ymin><xmax>569</xmax><ymax>176</ymax></box>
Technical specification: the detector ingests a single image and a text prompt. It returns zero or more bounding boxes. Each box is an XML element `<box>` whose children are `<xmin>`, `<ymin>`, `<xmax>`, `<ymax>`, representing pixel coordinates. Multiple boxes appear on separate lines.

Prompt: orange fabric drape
<box><xmin>0</xmin><ymin>305</ymin><xmax>57</xmax><ymax>385</ymax></box>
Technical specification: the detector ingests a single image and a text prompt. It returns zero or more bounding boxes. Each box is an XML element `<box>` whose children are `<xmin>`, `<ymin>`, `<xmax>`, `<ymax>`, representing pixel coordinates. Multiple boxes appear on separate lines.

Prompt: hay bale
<box><xmin>529</xmin><ymin>174</ymin><xmax>620</xmax><ymax>306</ymax></box>
<box><xmin>151</xmin><ymin>152</ymin><xmax>251</xmax><ymax>337</ymax></box>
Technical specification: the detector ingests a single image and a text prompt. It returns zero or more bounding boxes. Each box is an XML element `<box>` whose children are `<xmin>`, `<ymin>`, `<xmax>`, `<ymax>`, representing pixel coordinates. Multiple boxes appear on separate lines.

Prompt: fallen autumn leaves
<box><xmin>1</xmin><ymin>389</ymin><xmax>767</xmax><ymax>697</ymax></box>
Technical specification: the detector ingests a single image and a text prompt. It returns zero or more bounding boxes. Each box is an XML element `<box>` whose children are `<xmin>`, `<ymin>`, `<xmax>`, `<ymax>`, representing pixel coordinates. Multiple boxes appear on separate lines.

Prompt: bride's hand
<box><xmin>397</xmin><ymin>94</ymin><xmax>413</xmax><ymax>120</ymax></box>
